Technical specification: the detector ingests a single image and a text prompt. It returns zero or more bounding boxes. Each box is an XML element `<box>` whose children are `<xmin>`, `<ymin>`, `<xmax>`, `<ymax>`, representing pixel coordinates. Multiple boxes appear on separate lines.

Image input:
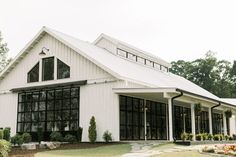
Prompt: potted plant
<box><xmin>188</xmin><ymin>133</ymin><xmax>194</xmax><ymax>141</ymax></box>
<box><xmin>225</xmin><ymin>110</ymin><xmax>232</xmax><ymax>118</ymax></box>
<box><xmin>194</xmin><ymin>103</ymin><xmax>202</xmax><ymax>115</ymax></box>
<box><xmin>181</xmin><ymin>132</ymin><xmax>187</xmax><ymax>141</ymax></box>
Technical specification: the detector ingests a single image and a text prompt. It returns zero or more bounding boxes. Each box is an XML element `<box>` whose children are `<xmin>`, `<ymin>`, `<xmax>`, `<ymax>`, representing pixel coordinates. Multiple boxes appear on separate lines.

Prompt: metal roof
<box><xmin>1</xmin><ymin>26</ymin><xmax>235</xmax><ymax>107</ymax></box>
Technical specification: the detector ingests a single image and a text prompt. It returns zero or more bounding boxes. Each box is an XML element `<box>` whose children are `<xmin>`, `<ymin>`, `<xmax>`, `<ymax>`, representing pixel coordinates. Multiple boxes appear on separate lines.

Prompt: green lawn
<box><xmin>152</xmin><ymin>151</ymin><xmax>212</xmax><ymax>157</ymax></box>
<box><xmin>35</xmin><ymin>144</ymin><xmax>131</xmax><ymax>157</ymax></box>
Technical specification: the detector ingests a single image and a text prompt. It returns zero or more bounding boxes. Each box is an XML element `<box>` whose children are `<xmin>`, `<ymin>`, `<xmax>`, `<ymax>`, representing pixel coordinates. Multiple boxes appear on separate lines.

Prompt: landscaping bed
<box><xmin>175</xmin><ymin>140</ymin><xmax>236</xmax><ymax>146</ymax></box>
<box><xmin>9</xmin><ymin>142</ymin><xmax>122</xmax><ymax>157</ymax></box>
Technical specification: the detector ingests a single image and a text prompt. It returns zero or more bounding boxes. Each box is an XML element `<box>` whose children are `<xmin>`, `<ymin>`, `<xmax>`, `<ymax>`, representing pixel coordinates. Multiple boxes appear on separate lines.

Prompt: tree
<box><xmin>171</xmin><ymin>51</ymin><xmax>235</xmax><ymax>98</ymax></box>
<box><xmin>88</xmin><ymin>116</ymin><xmax>97</xmax><ymax>143</ymax></box>
<box><xmin>0</xmin><ymin>31</ymin><xmax>11</xmax><ymax>72</ymax></box>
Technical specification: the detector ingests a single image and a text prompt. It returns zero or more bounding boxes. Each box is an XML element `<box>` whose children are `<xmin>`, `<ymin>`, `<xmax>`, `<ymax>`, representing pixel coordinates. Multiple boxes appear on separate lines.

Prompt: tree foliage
<box><xmin>0</xmin><ymin>31</ymin><xmax>11</xmax><ymax>73</ymax></box>
<box><xmin>170</xmin><ymin>51</ymin><xmax>236</xmax><ymax>98</ymax></box>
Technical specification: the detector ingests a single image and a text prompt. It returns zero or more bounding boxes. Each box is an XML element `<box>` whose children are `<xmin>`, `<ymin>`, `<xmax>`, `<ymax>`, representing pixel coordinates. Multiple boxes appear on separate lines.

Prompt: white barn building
<box><xmin>0</xmin><ymin>27</ymin><xmax>236</xmax><ymax>142</ymax></box>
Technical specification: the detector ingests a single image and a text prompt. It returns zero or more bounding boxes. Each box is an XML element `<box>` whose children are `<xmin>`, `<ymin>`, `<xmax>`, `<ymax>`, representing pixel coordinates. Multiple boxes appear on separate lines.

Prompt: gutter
<box><xmin>171</xmin><ymin>91</ymin><xmax>183</xmax><ymax>140</ymax></box>
<box><xmin>176</xmin><ymin>88</ymin><xmax>235</xmax><ymax>108</ymax></box>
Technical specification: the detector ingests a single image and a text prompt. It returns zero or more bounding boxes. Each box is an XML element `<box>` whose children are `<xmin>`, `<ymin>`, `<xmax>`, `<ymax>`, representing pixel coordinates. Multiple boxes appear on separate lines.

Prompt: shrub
<box><xmin>208</xmin><ymin>134</ymin><xmax>213</xmax><ymax>140</ymax></box>
<box><xmin>219</xmin><ymin>134</ymin><xmax>224</xmax><ymax>141</ymax></box>
<box><xmin>64</xmin><ymin>134</ymin><xmax>77</xmax><ymax>143</ymax></box>
<box><xmin>37</xmin><ymin>127</ymin><xmax>43</xmax><ymax>144</ymax></box>
<box><xmin>0</xmin><ymin>130</ymin><xmax>3</xmax><ymax>139</ymax></box>
<box><xmin>76</xmin><ymin>127</ymin><xmax>83</xmax><ymax>142</ymax></box>
<box><xmin>188</xmin><ymin>133</ymin><xmax>194</xmax><ymax>141</ymax></box>
<box><xmin>0</xmin><ymin>139</ymin><xmax>11</xmax><ymax>157</ymax></box>
<box><xmin>229</xmin><ymin>136</ymin><xmax>233</xmax><ymax>141</ymax></box>
<box><xmin>50</xmin><ymin>132</ymin><xmax>63</xmax><ymax>142</ymax></box>
<box><xmin>22</xmin><ymin>133</ymin><xmax>32</xmax><ymax>143</ymax></box>
<box><xmin>103</xmin><ymin>130</ymin><xmax>112</xmax><ymax>143</ymax></box>
<box><xmin>11</xmin><ymin>134</ymin><xmax>23</xmax><ymax>146</ymax></box>
<box><xmin>88</xmin><ymin>116</ymin><xmax>97</xmax><ymax>143</ymax></box>
<box><xmin>3</xmin><ymin>127</ymin><xmax>10</xmax><ymax>141</ymax></box>
<box><xmin>180</xmin><ymin>132</ymin><xmax>187</xmax><ymax>141</ymax></box>
<box><xmin>196</xmin><ymin>134</ymin><xmax>202</xmax><ymax>141</ymax></box>
<box><xmin>202</xmin><ymin>133</ymin><xmax>208</xmax><ymax>141</ymax></box>
<box><xmin>213</xmin><ymin>134</ymin><xmax>220</xmax><ymax>141</ymax></box>
<box><xmin>225</xmin><ymin>135</ymin><xmax>230</xmax><ymax>141</ymax></box>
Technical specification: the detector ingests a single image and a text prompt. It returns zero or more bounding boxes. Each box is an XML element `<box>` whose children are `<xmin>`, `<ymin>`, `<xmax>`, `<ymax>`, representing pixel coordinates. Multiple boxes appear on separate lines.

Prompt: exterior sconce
<box><xmin>39</xmin><ymin>47</ymin><xmax>49</xmax><ymax>56</ymax></box>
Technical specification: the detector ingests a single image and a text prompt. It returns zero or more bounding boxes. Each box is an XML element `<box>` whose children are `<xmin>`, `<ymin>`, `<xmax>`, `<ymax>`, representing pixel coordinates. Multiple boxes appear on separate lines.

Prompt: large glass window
<box><xmin>57</xmin><ymin>59</ymin><xmax>70</xmax><ymax>79</ymax></box>
<box><xmin>173</xmin><ymin>106</ymin><xmax>191</xmax><ymax>139</ymax></box>
<box><xmin>27</xmin><ymin>62</ymin><xmax>39</xmax><ymax>83</ymax></box>
<box><xmin>120</xmin><ymin>95</ymin><xmax>167</xmax><ymax>140</ymax></box>
<box><xmin>195</xmin><ymin>111</ymin><xmax>209</xmax><ymax>134</ymax></box>
<box><xmin>42</xmin><ymin>57</ymin><xmax>54</xmax><ymax>81</ymax></box>
<box><xmin>212</xmin><ymin>113</ymin><xmax>223</xmax><ymax>134</ymax></box>
<box><xmin>17</xmin><ymin>86</ymin><xmax>80</xmax><ymax>140</ymax></box>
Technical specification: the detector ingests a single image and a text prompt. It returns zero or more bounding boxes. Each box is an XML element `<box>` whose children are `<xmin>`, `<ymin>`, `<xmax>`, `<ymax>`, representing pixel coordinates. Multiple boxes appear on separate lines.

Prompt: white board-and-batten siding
<box><xmin>0</xmin><ymin>33</ymin><xmax>144</xmax><ymax>140</ymax></box>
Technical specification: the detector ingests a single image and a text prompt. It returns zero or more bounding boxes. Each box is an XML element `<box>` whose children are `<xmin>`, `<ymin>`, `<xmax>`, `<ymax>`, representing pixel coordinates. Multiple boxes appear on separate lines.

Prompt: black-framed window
<box><xmin>42</xmin><ymin>57</ymin><xmax>54</xmax><ymax>81</ymax></box>
<box><xmin>120</xmin><ymin>95</ymin><xmax>167</xmax><ymax>140</ymax></box>
<box><xmin>57</xmin><ymin>59</ymin><xmax>70</xmax><ymax>79</ymax></box>
<box><xmin>173</xmin><ymin>106</ymin><xmax>191</xmax><ymax>139</ymax></box>
<box><xmin>195</xmin><ymin>111</ymin><xmax>209</xmax><ymax>133</ymax></box>
<box><xmin>212</xmin><ymin>113</ymin><xmax>223</xmax><ymax>134</ymax></box>
<box><xmin>27</xmin><ymin>62</ymin><xmax>39</xmax><ymax>83</ymax></box>
<box><xmin>146</xmin><ymin>100</ymin><xmax>167</xmax><ymax>140</ymax></box>
<box><xmin>120</xmin><ymin>96</ymin><xmax>144</xmax><ymax>140</ymax></box>
<box><xmin>17</xmin><ymin>86</ymin><xmax>80</xmax><ymax>140</ymax></box>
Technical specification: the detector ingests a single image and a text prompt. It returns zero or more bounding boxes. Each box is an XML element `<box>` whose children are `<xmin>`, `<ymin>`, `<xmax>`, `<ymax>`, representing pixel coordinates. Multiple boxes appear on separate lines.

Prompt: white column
<box><xmin>144</xmin><ymin>100</ymin><xmax>147</xmax><ymax>141</ymax></box>
<box><xmin>191</xmin><ymin>103</ymin><xmax>196</xmax><ymax>141</ymax></box>
<box><xmin>208</xmin><ymin>108</ymin><xmax>213</xmax><ymax>135</ymax></box>
<box><xmin>223</xmin><ymin>111</ymin><xmax>227</xmax><ymax>135</ymax></box>
<box><xmin>168</xmin><ymin>98</ymin><xmax>173</xmax><ymax>141</ymax></box>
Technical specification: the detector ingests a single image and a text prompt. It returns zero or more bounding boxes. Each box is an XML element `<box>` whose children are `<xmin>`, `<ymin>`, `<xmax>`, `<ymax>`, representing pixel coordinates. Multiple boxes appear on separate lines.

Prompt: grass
<box><xmin>152</xmin><ymin>151</ymin><xmax>212</xmax><ymax>157</ymax></box>
<box><xmin>35</xmin><ymin>144</ymin><xmax>131</xmax><ymax>157</ymax></box>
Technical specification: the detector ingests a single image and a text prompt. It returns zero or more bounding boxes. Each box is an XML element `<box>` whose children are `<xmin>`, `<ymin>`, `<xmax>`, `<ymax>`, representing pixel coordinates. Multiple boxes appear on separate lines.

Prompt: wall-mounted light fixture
<box><xmin>39</xmin><ymin>47</ymin><xmax>49</xmax><ymax>56</ymax></box>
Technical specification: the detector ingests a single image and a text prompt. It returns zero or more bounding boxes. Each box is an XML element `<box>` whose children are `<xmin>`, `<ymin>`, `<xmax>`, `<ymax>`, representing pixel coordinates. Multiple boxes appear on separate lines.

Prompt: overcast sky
<box><xmin>1</xmin><ymin>0</ymin><xmax>236</xmax><ymax>62</ymax></box>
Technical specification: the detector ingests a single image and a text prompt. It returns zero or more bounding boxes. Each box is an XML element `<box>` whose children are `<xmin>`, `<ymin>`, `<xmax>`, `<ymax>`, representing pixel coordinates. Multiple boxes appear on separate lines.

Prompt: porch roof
<box><xmin>113</xmin><ymin>87</ymin><xmax>236</xmax><ymax>108</ymax></box>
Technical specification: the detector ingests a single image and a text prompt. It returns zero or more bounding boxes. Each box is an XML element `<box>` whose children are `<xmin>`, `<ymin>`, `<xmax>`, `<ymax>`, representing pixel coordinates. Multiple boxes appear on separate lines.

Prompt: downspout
<box><xmin>211</xmin><ymin>102</ymin><xmax>221</xmax><ymax>134</ymax></box>
<box><xmin>171</xmin><ymin>90</ymin><xmax>183</xmax><ymax>141</ymax></box>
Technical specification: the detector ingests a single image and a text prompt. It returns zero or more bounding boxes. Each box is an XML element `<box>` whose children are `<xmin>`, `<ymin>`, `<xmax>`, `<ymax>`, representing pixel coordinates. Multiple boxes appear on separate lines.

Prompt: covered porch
<box><xmin>113</xmin><ymin>88</ymin><xmax>236</xmax><ymax>141</ymax></box>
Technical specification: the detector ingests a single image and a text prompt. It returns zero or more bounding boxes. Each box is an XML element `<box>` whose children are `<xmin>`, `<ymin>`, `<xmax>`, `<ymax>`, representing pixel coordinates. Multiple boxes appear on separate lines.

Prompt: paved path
<box><xmin>121</xmin><ymin>142</ymin><xmax>205</xmax><ymax>157</ymax></box>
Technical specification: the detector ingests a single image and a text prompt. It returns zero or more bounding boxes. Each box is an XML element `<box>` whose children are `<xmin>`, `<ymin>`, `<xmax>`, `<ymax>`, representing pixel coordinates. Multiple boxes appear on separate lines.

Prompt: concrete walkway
<box><xmin>121</xmin><ymin>142</ymin><xmax>206</xmax><ymax>157</ymax></box>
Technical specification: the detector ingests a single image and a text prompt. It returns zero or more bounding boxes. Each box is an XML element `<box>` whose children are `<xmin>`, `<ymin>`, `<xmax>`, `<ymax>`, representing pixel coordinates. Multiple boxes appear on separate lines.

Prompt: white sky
<box><xmin>1</xmin><ymin>0</ymin><xmax>236</xmax><ymax>62</ymax></box>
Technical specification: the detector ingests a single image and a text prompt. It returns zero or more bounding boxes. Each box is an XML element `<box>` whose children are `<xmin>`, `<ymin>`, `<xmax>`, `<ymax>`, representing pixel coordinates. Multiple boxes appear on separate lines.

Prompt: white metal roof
<box><xmin>1</xmin><ymin>27</ymin><xmax>235</xmax><ymax>107</ymax></box>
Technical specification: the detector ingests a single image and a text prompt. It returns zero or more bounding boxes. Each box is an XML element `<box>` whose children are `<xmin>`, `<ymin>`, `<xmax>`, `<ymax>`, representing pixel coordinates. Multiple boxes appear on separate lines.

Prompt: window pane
<box><xmin>27</xmin><ymin>62</ymin><xmax>39</xmax><ymax>83</ymax></box>
<box><xmin>57</xmin><ymin>59</ymin><xmax>70</xmax><ymax>79</ymax></box>
<box><xmin>62</xmin><ymin>99</ymin><xmax>70</xmax><ymax>109</ymax></box>
<box><xmin>71</xmin><ymin>98</ymin><xmax>78</xmax><ymax>109</ymax></box>
<box><xmin>47</xmin><ymin>90</ymin><xmax>54</xmax><ymax>100</ymax></box>
<box><xmin>42</xmin><ymin>57</ymin><xmax>54</xmax><ymax>81</ymax></box>
<box><xmin>71</xmin><ymin>88</ymin><xmax>78</xmax><ymax>97</ymax></box>
<box><xmin>47</xmin><ymin>100</ymin><xmax>54</xmax><ymax>110</ymax></box>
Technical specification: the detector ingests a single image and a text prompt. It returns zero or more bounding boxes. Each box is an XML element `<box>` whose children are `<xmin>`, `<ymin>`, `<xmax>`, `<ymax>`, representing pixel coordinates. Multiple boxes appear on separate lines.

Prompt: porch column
<box><xmin>168</xmin><ymin>98</ymin><xmax>173</xmax><ymax>141</ymax></box>
<box><xmin>209</xmin><ymin>107</ymin><xmax>213</xmax><ymax>135</ymax></box>
<box><xmin>144</xmin><ymin>100</ymin><xmax>147</xmax><ymax>141</ymax></box>
<box><xmin>223</xmin><ymin>111</ymin><xmax>227</xmax><ymax>135</ymax></box>
<box><xmin>191</xmin><ymin>103</ymin><xmax>196</xmax><ymax>141</ymax></box>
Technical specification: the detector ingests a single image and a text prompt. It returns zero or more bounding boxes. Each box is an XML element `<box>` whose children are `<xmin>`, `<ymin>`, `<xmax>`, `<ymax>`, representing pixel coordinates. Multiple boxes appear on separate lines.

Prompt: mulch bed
<box><xmin>9</xmin><ymin>142</ymin><xmax>121</xmax><ymax>157</ymax></box>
